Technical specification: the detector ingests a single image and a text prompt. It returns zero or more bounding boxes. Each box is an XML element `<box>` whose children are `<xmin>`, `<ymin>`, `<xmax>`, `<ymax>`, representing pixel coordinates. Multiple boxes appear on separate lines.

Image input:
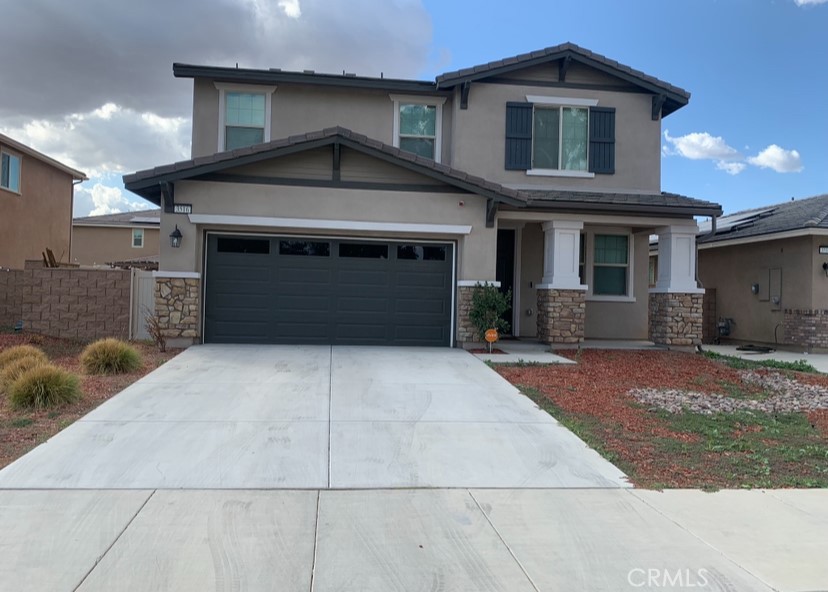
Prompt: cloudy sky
<box><xmin>1</xmin><ymin>0</ymin><xmax>825</xmax><ymax>217</ymax></box>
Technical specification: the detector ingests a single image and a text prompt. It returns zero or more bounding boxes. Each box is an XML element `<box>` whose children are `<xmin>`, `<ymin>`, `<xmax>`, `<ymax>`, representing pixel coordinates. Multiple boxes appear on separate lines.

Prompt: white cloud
<box><xmin>1</xmin><ymin>103</ymin><xmax>190</xmax><ymax>178</ymax></box>
<box><xmin>663</xmin><ymin>130</ymin><xmax>740</xmax><ymax>161</ymax></box>
<box><xmin>746</xmin><ymin>145</ymin><xmax>804</xmax><ymax>173</ymax></box>
<box><xmin>794</xmin><ymin>0</ymin><xmax>827</xmax><ymax>6</ymax></box>
<box><xmin>715</xmin><ymin>161</ymin><xmax>747</xmax><ymax>175</ymax></box>
<box><xmin>278</xmin><ymin>0</ymin><xmax>302</xmax><ymax>18</ymax></box>
<box><xmin>75</xmin><ymin>183</ymin><xmax>150</xmax><ymax>217</ymax></box>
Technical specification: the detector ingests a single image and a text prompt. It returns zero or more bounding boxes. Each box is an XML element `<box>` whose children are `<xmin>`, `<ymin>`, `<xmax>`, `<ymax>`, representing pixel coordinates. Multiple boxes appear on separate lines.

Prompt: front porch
<box><xmin>464</xmin><ymin>214</ymin><xmax>705</xmax><ymax>348</ymax></box>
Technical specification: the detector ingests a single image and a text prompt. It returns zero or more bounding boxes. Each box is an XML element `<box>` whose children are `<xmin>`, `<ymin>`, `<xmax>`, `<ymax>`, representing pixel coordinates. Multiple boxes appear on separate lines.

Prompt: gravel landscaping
<box><xmin>630</xmin><ymin>369</ymin><xmax>828</xmax><ymax>414</ymax></box>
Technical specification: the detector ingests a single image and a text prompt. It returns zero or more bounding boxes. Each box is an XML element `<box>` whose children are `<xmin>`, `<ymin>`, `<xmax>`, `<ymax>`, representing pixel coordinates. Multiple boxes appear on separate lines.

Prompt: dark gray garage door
<box><xmin>204</xmin><ymin>235</ymin><xmax>454</xmax><ymax>346</ymax></box>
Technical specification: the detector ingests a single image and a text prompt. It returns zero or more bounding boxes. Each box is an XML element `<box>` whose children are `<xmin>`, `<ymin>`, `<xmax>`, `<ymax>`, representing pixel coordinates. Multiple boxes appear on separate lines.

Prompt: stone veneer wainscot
<box><xmin>536</xmin><ymin>288</ymin><xmax>585</xmax><ymax>344</ymax></box>
<box><xmin>648</xmin><ymin>292</ymin><xmax>702</xmax><ymax>347</ymax></box>
<box><xmin>155</xmin><ymin>276</ymin><xmax>200</xmax><ymax>341</ymax></box>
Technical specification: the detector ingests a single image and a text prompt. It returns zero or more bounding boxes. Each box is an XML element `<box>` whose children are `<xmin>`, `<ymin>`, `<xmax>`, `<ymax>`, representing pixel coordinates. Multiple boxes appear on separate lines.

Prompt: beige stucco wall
<box><xmin>451</xmin><ymin>82</ymin><xmax>661</xmax><ymax>193</ymax></box>
<box><xmin>191</xmin><ymin>79</ymin><xmax>454</xmax><ymax>164</ymax></box>
<box><xmin>698</xmin><ymin>235</ymin><xmax>817</xmax><ymax>344</ymax></box>
<box><xmin>515</xmin><ymin>223</ymin><xmax>649</xmax><ymax>340</ymax></box>
<box><xmin>71</xmin><ymin>226</ymin><xmax>160</xmax><ymax>266</ymax></box>
<box><xmin>160</xmin><ymin>183</ymin><xmax>495</xmax><ymax>283</ymax></box>
<box><xmin>0</xmin><ymin>141</ymin><xmax>74</xmax><ymax>269</ymax></box>
<box><xmin>584</xmin><ymin>232</ymin><xmax>650</xmax><ymax>339</ymax></box>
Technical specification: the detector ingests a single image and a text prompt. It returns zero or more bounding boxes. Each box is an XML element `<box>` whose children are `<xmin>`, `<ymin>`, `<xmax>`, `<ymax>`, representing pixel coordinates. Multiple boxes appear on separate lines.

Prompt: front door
<box><xmin>495</xmin><ymin>229</ymin><xmax>515</xmax><ymax>335</ymax></box>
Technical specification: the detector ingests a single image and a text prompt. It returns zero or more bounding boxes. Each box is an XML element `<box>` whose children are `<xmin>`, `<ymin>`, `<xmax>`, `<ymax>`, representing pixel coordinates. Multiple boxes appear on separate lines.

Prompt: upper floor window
<box><xmin>1</xmin><ymin>151</ymin><xmax>21</xmax><ymax>193</ymax></box>
<box><xmin>215</xmin><ymin>83</ymin><xmax>276</xmax><ymax>152</ymax></box>
<box><xmin>132</xmin><ymin>228</ymin><xmax>144</xmax><ymax>248</ymax></box>
<box><xmin>505</xmin><ymin>97</ymin><xmax>615</xmax><ymax>176</ymax></box>
<box><xmin>391</xmin><ymin>95</ymin><xmax>445</xmax><ymax>163</ymax></box>
<box><xmin>533</xmin><ymin>106</ymin><xmax>588</xmax><ymax>171</ymax></box>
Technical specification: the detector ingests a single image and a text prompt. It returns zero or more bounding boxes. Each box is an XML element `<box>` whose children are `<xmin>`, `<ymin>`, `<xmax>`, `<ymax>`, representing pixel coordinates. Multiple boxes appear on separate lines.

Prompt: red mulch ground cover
<box><xmin>0</xmin><ymin>333</ymin><xmax>181</xmax><ymax>469</ymax></box>
<box><xmin>496</xmin><ymin>349</ymin><xmax>828</xmax><ymax>489</ymax></box>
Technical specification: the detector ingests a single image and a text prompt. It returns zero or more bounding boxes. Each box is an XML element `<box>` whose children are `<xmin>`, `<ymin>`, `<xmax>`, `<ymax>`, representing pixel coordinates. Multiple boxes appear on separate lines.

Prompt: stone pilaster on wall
<box><xmin>536</xmin><ymin>288</ymin><xmax>585</xmax><ymax>345</ymax></box>
<box><xmin>648</xmin><ymin>292</ymin><xmax>703</xmax><ymax>347</ymax></box>
<box><xmin>456</xmin><ymin>286</ymin><xmax>476</xmax><ymax>344</ymax></box>
<box><xmin>784</xmin><ymin>309</ymin><xmax>828</xmax><ymax>351</ymax></box>
<box><xmin>155</xmin><ymin>277</ymin><xmax>200</xmax><ymax>342</ymax></box>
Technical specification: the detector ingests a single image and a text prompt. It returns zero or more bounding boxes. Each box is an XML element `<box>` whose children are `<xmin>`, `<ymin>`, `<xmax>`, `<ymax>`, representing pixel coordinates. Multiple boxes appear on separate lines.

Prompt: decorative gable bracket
<box><xmin>558</xmin><ymin>55</ymin><xmax>573</xmax><ymax>82</ymax></box>
<box><xmin>486</xmin><ymin>199</ymin><xmax>498</xmax><ymax>228</ymax></box>
<box><xmin>460</xmin><ymin>81</ymin><xmax>471</xmax><ymax>110</ymax></box>
<box><xmin>652</xmin><ymin>94</ymin><xmax>666</xmax><ymax>121</ymax></box>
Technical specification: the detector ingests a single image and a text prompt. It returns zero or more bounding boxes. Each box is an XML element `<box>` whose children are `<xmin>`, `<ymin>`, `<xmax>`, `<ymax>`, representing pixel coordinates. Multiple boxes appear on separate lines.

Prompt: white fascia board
<box><xmin>188</xmin><ymin>214</ymin><xmax>473</xmax><ymax>235</ymax></box>
<box><xmin>73</xmin><ymin>223</ymin><xmax>160</xmax><ymax>229</ymax></box>
<box><xmin>153</xmin><ymin>271</ymin><xmax>201</xmax><ymax>279</ymax></box>
<box><xmin>457</xmin><ymin>280</ymin><xmax>501</xmax><ymax>287</ymax></box>
<box><xmin>698</xmin><ymin>229</ymin><xmax>827</xmax><ymax>250</ymax></box>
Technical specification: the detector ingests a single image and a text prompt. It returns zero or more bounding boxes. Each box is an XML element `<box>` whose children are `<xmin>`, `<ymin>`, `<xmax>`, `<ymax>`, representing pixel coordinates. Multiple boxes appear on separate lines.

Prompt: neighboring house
<box><xmin>697</xmin><ymin>194</ymin><xmax>828</xmax><ymax>351</ymax></box>
<box><xmin>72</xmin><ymin>209</ymin><xmax>161</xmax><ymax>268</ymax></box>
<box><xmin>0</xmin><ymin>133</ymin><xmax>87</xmax><ymax>269</ymax></box>
<box><xmin>124</xmin><ymin>42</ymin><xmax>721</xmax><ymax>348</ymax></box>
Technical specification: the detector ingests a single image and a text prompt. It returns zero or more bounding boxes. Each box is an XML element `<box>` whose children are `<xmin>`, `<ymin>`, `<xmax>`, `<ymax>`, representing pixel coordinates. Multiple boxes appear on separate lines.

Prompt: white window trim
<box><xmin>525</xmin><ymin>95</ymin><xmax>596</xmax><ymax>178</ymax></box>
<box><xmin>584</xmin><ymin>228</ymin><xmax>636</xmax><ymax>302</ymax></box>
<box><xmin>215</xmin><ymin>83</ymin><xmax>277</xmax><ymax>152</ymax></box>
<box><xmin>132</xmin><ymin>228</ymin><xmax>144</xmax><ymax>249</ymax></box>
<box><xmin>0</xmin><ymin>150</ymin><xmax>22</xmax><ymax>195</ymax></box>
<box><xmin>390</xmin><ymin>94</ymin><xmax>446</xmax><ymax>163</ymax></box>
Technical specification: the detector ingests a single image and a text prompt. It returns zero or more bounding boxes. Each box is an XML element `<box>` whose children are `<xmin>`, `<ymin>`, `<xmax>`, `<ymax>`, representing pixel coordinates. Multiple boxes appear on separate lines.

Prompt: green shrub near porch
<box><xmin>468</xmin><ymin>282</ymin><xmax>512</xmax><ymax>341</ymax></box>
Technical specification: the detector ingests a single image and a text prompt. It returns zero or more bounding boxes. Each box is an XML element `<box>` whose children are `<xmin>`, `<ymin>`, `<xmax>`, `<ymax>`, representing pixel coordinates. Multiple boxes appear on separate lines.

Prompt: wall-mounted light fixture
<box><xmin>169</xmin><ymin>225</ymin><xmax>183</xmax><ymax>248</ymax></box>
<box><xmin>822</xmin><ymin>262</ymin><xmax>828</xmax><ymax>277</ymax></box>
<box><xmin>751</xmin><ymin>283</ymin><xmax>759</xmax><ymax>294</ymax></box>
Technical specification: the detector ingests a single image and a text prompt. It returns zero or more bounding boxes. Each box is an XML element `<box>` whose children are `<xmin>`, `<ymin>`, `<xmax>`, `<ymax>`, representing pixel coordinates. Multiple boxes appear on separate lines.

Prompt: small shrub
<box><xmin>143</xmin><ymin>306</ymin><xmax>167</xmax><ymax>353</ymax></box>
<box><xmin>81</xmin><ymin>338</ymin><xmax>143</xmax><ymax>375</ymax></box>
<box><xmin>8</xmin><ymin>365</ymin><xmax>81</xmax><ymax>410</ymax></box>
<box><xmin>0</xmin><ymin>356</ymin><xmax>46</xmax><ymax>390</ymax></box>
<box><xmin>0</xmin><ymin>345</ymin><xmax>48</xmax><ymax>369</ymax></box>
<box><xmin>469</xmin><ymin>282</ymin><xmax>512</xmax><ymax>341</ymax></box>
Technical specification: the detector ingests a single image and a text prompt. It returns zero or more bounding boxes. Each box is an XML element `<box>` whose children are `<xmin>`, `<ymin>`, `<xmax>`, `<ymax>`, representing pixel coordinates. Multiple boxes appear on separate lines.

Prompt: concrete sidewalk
<box><xmin>705</xmin><ymin>343</ymin><xmax>828</xmax><ymax>373</ymax></box>
<box><xmin>2</xmin><ymin>488</ymin><xmax>825</xmax><ymax>591</ymax></box>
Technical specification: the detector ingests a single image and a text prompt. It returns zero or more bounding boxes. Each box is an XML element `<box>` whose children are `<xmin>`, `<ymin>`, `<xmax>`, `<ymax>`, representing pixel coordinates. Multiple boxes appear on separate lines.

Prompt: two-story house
<box><xmin>1</xmin><ymin>133</ymin><xmax>87</xmax><ymax>269</ymax></box>
<box><xmin>124</xmin><ymin>42</ymin><xmax>721</xmax><ymax>348</ymax></box>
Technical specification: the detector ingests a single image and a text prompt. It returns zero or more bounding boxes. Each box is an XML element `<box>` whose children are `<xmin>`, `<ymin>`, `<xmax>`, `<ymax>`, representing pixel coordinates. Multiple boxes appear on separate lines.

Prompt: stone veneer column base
<box><xmin>784</xmin><ymin>309</ymin><xmax>828</xmax><ymax>351</ymax></box>
<box><xmin>155</xmin><ymin>277</ymin><xmax>201</xmax><ymax>344</ymax></box>
<box><xmin>537</xmin><ymin>288</ymin><xmax>585</xmax><ymax>344</ymax></box>
<box><xmin>456</xmin><ymin>286</ymin><xmax>477</xmax><ymax>344</ymax></box>
<box><xmin>648</xmin><ymin>292</ymin><xmax>702</xmax><ymax>347</ymax></box>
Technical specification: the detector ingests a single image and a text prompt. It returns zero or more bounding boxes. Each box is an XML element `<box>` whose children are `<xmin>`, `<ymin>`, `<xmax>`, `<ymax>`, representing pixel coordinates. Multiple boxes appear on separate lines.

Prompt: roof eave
<box><xmin>524</xmin><ymin>200</ymin><xmax>721</xmax><ymax>218</ymax></box>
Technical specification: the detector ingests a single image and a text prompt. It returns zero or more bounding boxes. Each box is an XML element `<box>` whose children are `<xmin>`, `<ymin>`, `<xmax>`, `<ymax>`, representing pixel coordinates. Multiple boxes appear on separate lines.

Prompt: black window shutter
<box><xmin>505</xmin><ymin>102</ymin><xmax>533</xmax><ymax>170</ymax></box>
<box><xmin>589</xmin><ymin>107</ymin><xmax>615</xmax><ymax>174</ymax></box>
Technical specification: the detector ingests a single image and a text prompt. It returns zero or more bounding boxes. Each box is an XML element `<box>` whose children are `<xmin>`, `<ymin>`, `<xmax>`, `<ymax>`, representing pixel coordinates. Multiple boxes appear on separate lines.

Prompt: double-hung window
<box><xmin>592</xmin><ymin>234</ymin><xmax>629</xmax><ymax>296</ymax></box>
<box><xmin>532</xmin><ymin>106</ymin><xmax>589</xmax><ymax>171</ymax></box>
<box><xmin>1</xmin><ymin>151</ymin><xmax>21</xmax><ymax>193</ymax></box>
<box><xmin>391</xmin><ymin>95</ymin><xmax>445</xmax><ymax>162</ymax></box>
<box><xmin>215</xmin><ymin>84</ymin><xmax>276</xmax><ymax>151</ymax></box>
<box><xmin>505</xmin><ymin>98</ymin><xmax>615</xmax><ymax>175</ymax></box>
<box><xmin>132</xmin><ymin>228</ymin><xmax>144</xmax><ymax>248</ymax></box>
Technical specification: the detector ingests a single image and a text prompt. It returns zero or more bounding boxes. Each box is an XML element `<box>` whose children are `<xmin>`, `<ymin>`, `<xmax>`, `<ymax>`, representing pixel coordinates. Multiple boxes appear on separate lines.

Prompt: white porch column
<box><xmin>538</xmin><ymin>220</ymin><xmax>587</xmax><ymax>290</ymax></box>
<box><xmin>652</xmin><ymin>225</ymin><xmax>704</xmax><ymax>294</ymax></box>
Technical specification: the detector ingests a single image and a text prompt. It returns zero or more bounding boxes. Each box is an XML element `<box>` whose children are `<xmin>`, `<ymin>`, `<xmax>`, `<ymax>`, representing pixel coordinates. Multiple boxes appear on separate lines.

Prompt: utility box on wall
<box><xmin>769</xmin><ymin>268</ymin><xmax>782</xmax><ymax>311</ymax></box>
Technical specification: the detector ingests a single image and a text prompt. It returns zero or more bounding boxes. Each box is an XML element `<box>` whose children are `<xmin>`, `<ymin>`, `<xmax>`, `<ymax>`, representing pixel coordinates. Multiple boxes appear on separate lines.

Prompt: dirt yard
<box><xmin>497</xmin><ymin>349</ymin><xmax>828</xmax><ymax>489</ymax></box>
<box><xmin>0</xmin><ymin>333</ymin><xmax>181</xmax><ymax>470</ymax></box>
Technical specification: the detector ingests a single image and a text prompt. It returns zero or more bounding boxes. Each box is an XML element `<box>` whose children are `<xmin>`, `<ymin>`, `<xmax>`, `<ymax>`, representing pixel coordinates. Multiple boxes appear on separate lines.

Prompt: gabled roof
<box><xmin>123</xmin><ymin>127</ymin><xmax>527</xmax><ymax>207</ymax></box>
<box><xmin>73</xmin><ymin>209</ymin><xmax>161</xmax><ymax>226</ymax></box>
<box><xmin>0</xmin><ymin>133</ymin><xmax>87</xmax><ymax>181</ymax></box>
<box><xmin>523</xmin><ymin>189</ymin><xmax>721</xmax><ymax>217</ymax></box>
<box><xmin>699</xmin><ymin>194</ymin><xmax>828</xmax><ymax>244</ymax></box>
<box><xmin>436</xmin><ymin>42</ymin><xmax>690</xmax><ymax>116</ymax></box>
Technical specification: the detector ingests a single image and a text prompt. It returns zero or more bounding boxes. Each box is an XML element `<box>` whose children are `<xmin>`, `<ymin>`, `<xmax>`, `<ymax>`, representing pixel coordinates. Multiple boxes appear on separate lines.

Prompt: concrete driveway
<box><xmin>2</xmin><ymin>345</ymin><xmax>825</xmax><ymax>591</ymax></box>
<box><xmin>0</xmin><ymin>345</ymin><xmax>626</xmax><ymax>489</ymax></box>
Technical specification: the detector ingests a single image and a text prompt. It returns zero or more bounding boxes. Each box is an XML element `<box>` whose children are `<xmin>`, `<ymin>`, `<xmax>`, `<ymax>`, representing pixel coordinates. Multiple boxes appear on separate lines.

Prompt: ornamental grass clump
<box><xmin>81</xmin><ymin>339</ymin><xmax>143</xmax><ymax>375</ymax></box>
<box><xmin>0</xmin><ymin>345</ymin><xmax>48</xmax><ymax>369</ymax></box>
<box><xmin>0</xmin><ymin>356</ymin><xmax>47</xmax><ymax>391</ymax></box>
<box><xmin>8</xmin><ymin>365</ymin><xmax>81</xmax><ymax>410</ymax></box>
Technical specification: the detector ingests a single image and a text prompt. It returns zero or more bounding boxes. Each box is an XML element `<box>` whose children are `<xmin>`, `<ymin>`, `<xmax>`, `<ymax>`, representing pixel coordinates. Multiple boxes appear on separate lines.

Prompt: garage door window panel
<box><xmin>279</xmin><ymin>240</ymin><xmax>330</xmax><ymax>256</ymax></box>
<box><xmin>217</xmin><ymin>237</ymin><xmax>270</xmax><ymax>254</ymax></box>
<box><xmin>339</xmin><ymin>243</ymin><xmax>389</xmax><ymax>259</ymax></box>
<box><xmin>397</xmin><ymin>245</ymin><xmax>447</xmax><ymax>261</ymax></box>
